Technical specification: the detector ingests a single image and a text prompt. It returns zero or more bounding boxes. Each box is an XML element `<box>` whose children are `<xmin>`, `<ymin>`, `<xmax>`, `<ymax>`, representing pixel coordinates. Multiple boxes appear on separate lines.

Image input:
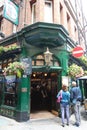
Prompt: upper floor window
<box><xmin>67</xmin><ymin>44</ymin><xmax>72</xmax><ymax>52</ymax></box>
<box><xmin>32</xmin><ymin>2</ymin><xmax>36</xmax><ymax>23</ymax></box>
<box><xmin>44</xmin><ymin>0</ymin><xmax>53</xmax><ymax>23</ymax></box>
<box><xmin>60</xmin><ymin>3</ymin><xmax>63</xmax><ymax>24</ymax></box>
<box><xmin>0</xmin><ymin>17</ymin><xmax>5</xmax><ymax>39</ymax></box>
<box><xmin>67</xmin><ymin>13</ymin><xmax>70</xmax><ymax>32</ymax></box>
<box><xmin>0</xmin><ymin>17</ymin><xmax>3</xmax><ymax>31</ymax></box>
<box><xmin>12</xmin><ymin>24</ymin><xmax>17</xmax><ymax>33</ymax></box>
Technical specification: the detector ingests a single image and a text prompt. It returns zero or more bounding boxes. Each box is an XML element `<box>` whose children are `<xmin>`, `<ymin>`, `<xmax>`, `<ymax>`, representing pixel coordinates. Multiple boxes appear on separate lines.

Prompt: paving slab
<box><xmin>0</xmin><ymin>106</ymin><xmax>87</xmax><ymax>130</ymax></box>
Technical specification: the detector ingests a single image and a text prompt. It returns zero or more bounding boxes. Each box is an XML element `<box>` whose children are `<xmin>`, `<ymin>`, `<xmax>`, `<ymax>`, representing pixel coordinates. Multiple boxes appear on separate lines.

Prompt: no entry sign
<box><xmin>72</xmin><ymin>46</ymin><xmax>84</xmax><ymax>58</ymax></box>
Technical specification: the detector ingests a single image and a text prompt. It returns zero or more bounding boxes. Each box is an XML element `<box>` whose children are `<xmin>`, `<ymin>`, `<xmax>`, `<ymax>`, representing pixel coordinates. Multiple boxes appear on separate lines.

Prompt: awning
<box><xmin>78</xmin><ymin>76</ymin><xmax>87</xmax><ymax>80</ymax></box>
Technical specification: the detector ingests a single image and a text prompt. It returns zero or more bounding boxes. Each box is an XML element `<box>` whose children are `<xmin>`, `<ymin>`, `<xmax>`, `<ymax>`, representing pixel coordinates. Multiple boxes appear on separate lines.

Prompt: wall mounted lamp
<box><xmin>44</xmin><ymin>47</ymin><xmax>53</xmax><ymax>66</ymax></box>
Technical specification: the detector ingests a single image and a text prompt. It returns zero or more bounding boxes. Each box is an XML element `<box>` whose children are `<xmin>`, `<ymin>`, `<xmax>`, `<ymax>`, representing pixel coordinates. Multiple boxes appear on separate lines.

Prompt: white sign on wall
<box><xmin>0</xmin><ymin>0</ymin><xmax>4</xmax><ymax>7</ymax></box>
<box><xmin>3</xmin><ymin>0</ymin><xmax>19</xmax><ymax>25</ymax></box>
<box><xmin>62</xmin><ymin>76</ymin><xmax>71</xmax><ymax>87</ymax></box>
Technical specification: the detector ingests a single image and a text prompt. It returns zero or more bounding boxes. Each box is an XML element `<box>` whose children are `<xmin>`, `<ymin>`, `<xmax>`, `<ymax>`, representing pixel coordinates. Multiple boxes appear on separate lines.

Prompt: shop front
<box><xmin>0</xmin><ymin>22</ymin><xmax>69</xmax><ymax>121</ymax></box>
<box><xmin>0</xmin><ymin>46</ymin><xmax>31</xmax><ymax>122</ymax></box>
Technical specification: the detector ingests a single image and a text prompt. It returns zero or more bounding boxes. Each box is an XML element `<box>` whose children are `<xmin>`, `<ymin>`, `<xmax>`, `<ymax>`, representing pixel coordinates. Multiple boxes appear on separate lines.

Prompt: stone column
<box><xmin>54</xmin><ymin>0</ymin><xmax>60</xmax><ymax>24</ymax></box>
<box><xmin>36</xmin><ymin>0</ymin><xmax>44</xmax><ymax>22</ymax></box>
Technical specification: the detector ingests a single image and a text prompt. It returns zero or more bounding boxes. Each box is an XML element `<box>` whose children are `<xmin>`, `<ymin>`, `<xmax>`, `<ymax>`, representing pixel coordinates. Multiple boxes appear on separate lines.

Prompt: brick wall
<box><xmin>0</xmin><ymin>0</ymin><xmax>84</xmax><ymax>46</ymax></box>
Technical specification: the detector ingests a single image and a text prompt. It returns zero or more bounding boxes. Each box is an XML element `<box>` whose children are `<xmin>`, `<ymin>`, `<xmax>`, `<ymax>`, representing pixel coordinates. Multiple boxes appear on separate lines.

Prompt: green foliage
<box><xmin>4</xmin><ymin>45</ymin><xmax>20</xmax><ymax>52</ymax></box>
<box><xmin>0</xmin><ymin>45</ymin><xmax>20</xmax><ymax>54</ymax></box>
<box><xmin>4</xmin><ymin>62</ymin><xmax>25</xmax><ymax>78</ymax></box>
<box><xmin>80</xmin><ymin>56</ymin><xmax>87</xmax><ymax>66</ymax></box>
<box><xmin>67</xmin><ymin>63</ymin><xmax>84</xmax><ymax>78</ymax></box>
<box><xmin>84</xmin><ymin>70</ymin><xmax>87</xmax><ymax>75</ymax></box>
<box><xmin>0</xmin><ymin>46</ymin><xmax>4</xmax><ymax>54</ymax></box>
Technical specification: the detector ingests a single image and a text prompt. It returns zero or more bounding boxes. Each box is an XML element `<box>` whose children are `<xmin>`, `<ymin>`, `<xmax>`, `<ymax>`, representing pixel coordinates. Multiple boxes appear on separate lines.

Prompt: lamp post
<box><xmin>44</xmin><ymin>47</ymin><xmax>53</xmax><ymax>66</ymax></box>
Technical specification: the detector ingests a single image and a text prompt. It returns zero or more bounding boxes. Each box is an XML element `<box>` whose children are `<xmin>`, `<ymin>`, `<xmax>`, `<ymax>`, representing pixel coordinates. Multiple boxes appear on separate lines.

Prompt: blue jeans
<box><xmin>60</xmin><ymin>104</ymin><xmax>70</xmax><ymax>125</ymax></box>
<box><xmin>74</xmin><ymin>101</ymin><xmax>81</xmax><ymax>125</ymax></box>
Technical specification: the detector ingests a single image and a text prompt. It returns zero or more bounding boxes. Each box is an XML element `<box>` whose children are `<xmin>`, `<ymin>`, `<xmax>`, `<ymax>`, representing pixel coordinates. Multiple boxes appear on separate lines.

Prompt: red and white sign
<box><xmin>72</xmin><ymin>46</ymin><xmax>84</xmax><ymax>58</ymax></box>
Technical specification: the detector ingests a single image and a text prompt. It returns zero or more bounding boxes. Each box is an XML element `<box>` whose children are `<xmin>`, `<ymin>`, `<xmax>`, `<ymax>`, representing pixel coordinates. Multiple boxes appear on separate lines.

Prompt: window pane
<box><xmin>36</xmin><ymin>60</ymin><xmax>44</xmax><ymax>66</ymax></box>
<box><xmin>32</xmin><ymin>3</ymin><xmax>36</xmax><ymax>23</ymax></box>
<box><xmin>44</xmin><ymin>1</ymin><xmax>53</xmax><ymax>23</ymax></box>
<box><xmin>13</xmin><ymin>24</ymin><xmax>17</xmax><ymax>33</ymax></box>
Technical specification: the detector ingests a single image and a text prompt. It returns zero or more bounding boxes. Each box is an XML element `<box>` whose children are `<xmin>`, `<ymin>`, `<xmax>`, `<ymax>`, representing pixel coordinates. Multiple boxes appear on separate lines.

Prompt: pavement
<box><xmin>0</xmin><ymin>105</ymin><xmax>87</xmax><ymax>130</ymax></box>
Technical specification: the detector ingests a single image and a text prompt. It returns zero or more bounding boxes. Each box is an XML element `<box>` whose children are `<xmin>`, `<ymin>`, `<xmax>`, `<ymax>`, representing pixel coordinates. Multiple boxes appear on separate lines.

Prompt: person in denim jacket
<box><xmin>70</xmin><ymin>81</ymin><xmax>82</xmax><ymax>127</ymax></box>
<box><xmin>57</xmin><ymin>83</ymin><xmax>70</xmax><ymax>127</ymax></box>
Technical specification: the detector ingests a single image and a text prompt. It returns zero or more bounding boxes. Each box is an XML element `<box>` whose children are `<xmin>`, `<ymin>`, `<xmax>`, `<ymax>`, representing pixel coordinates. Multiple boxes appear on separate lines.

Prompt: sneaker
<box><xmin>73</xmin><ymin>123</ymin><xmax>79</xmax><ymax>127</ymax></box>
<box><xmin>62</xmin><ymin>124</ymin><xmax>65</xmax><ymax>127</ymax></box>
<box><xmin>76</xmin><ymin>124</ymin><xmax>79</xmax><ymax>127</ymax></box>
<box><xmin>67</xmin><ymin>123</ymin><xmax>69</xmax><ymax>126</ymax></box>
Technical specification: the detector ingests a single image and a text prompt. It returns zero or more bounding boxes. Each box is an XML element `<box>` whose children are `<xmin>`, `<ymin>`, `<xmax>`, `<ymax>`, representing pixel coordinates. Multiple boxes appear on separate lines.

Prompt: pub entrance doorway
<box><xmin>30</xmin><ymin>72</ymin><xmax>59</xmax><ymax>118</ymax></box>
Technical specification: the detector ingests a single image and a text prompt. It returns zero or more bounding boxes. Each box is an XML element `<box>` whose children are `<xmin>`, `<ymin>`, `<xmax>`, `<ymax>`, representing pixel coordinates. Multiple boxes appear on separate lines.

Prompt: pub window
<box><xmin>32</xmin><ymin>54</ymin><xmax>60</xmax><ymax>66</ymax></box>
<box><xmin>54</xmin><ymin>61</ymin><xmax>59</xmax><ymax>66</ymax></box>
<box><xmin>32</xmin><ymin>60</ymin><xmax>34</xmax><ymax>66</ymax></box>
<box><xmin>36</xmin><ymin>55</ymin><xmax>44</xmax><ymax>66</ymax></box>
<box><xmin>4</xmin><ymin>75</ymin><xmax>18</xmax><ymax>107</ymax></box>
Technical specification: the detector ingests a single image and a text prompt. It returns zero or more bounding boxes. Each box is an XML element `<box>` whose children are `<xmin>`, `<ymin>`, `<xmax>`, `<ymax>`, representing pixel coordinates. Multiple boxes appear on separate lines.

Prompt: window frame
<box><xmin>44</xmin><ymin>0</ymin><xmax>53</xmax><ymax>23</ymax></box>
<box><xmin>32</xmin><ymin>2</ymin><xmax>37</xmax><ymax>24</ymax></box>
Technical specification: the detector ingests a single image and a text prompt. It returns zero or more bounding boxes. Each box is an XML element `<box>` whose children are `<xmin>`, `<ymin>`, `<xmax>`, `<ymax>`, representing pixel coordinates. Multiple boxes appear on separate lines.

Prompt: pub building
<box><xmin>0</xmin><ymin>22</ymin><xmax>86</xmax><ymax>122</ymax></box>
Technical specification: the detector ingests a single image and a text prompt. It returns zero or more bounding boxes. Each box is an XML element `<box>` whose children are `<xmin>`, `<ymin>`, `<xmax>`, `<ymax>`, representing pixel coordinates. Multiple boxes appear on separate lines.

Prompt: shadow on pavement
<box><xmin>81</xmin><ymin>106</ymin><xmax>87</xmax><ymax>121</ymax></box>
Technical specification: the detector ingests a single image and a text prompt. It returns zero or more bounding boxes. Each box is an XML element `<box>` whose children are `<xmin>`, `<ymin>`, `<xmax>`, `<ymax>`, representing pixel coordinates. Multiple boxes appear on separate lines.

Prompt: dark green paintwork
<box><xmin>16</xmin><ymin>76</ymin><xmax>30</xmax><ymax>111</ymax></box>
<box><xmin>0</xmin><ymin>22</ymin><xmax>71</xmax><ymax>121</ymax></box>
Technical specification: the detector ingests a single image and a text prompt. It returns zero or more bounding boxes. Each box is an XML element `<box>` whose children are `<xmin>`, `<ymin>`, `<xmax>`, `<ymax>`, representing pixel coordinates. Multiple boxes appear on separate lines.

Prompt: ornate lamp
<box><xmin>44</xmin><ymin>47</ymin><xmax>53</xmax><ymax>66</ymax></box>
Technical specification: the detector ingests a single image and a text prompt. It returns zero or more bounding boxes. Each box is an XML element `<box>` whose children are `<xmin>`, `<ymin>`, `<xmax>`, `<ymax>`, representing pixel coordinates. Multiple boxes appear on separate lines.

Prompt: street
<box><xmin>0</xmin><ymin>105</ymin><xmax>87</xmax><ymax>130</ymax></box>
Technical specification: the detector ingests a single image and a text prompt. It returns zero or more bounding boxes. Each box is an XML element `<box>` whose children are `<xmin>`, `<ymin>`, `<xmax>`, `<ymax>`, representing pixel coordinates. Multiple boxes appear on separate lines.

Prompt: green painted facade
<box><xmin>0</xmin><ymin>22</ymin><xmax>70</xmax><ymax>121</ymax></box>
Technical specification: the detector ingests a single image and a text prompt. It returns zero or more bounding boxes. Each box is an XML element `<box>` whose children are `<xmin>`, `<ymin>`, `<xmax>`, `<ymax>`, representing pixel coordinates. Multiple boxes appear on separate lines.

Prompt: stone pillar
<box><xmin>62</xmin><ymin>7</ymin><xmax>67</xmax><ymax>30</ymax></box>
<box><xmin>36</xmin><ymin>0</ymin><xmax>44</xmax><ymax>22</ymax></box>
<box><xmin>54</xmin><ymin>0</ymin><xmax>60</xmax><ymax>24</ymax></box>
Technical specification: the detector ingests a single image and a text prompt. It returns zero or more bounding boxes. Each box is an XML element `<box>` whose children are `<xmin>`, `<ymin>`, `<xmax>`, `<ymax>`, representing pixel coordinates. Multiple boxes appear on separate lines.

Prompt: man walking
<box><xmin>70</xmin><ymin>81</ymin><xmax>82</xmax><ymax>127</ymax></box>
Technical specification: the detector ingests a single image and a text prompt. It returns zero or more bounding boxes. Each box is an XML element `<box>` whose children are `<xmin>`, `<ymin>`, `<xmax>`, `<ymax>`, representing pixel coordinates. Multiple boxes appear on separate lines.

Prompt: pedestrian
<box><xmin>57</xmin><ymin>83</ymin><xmax>70</xmax><ymax>127</ymax></box>
<box><xmin>70</xmin><ymin>81</ymin><xmax>82</xmax><ymax>127</ymax></box>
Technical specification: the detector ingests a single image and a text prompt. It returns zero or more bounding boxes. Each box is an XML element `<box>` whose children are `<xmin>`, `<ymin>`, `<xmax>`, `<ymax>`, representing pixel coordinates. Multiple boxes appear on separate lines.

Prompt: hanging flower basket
<box><xmin>67</xmin><ymin>63</ymin><xmax>84</xmax><ymax>79</ymax></box>
<box><xmin>3</xmin><ymin>61</ymin><xmax>25</xmax><ymax>78</ymax></box>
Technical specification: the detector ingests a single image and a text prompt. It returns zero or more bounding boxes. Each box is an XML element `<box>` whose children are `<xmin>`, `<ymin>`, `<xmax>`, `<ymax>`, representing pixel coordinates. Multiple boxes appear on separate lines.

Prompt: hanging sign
<box><xmin>72</xmin><ymin>46</ymin><xmax>84</xmax><ymax>58</ymax></box>
<box><xmin>20</xmin><ymin>57</ymin><xmax>32</xmax><ymax>75</ymax></box>
<box><xmin>3</xmin><ymin>0</ymin><xmax>19</xmax><ymax>25</ymax></box>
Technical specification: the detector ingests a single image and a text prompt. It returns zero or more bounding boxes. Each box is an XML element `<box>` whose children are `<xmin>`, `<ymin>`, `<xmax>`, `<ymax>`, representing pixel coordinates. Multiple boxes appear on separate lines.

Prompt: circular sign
<box><xmin>72</xmin><ymin>46</ymin><xmax>84</xmax><ymax>58</ymax></box>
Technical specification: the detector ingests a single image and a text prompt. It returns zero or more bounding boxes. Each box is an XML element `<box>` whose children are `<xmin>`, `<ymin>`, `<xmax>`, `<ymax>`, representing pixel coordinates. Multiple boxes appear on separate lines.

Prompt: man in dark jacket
<box><xmin>70</xmin><ymin>81</ymin><xmax>82</xmax><ymax>127</ymax></box>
